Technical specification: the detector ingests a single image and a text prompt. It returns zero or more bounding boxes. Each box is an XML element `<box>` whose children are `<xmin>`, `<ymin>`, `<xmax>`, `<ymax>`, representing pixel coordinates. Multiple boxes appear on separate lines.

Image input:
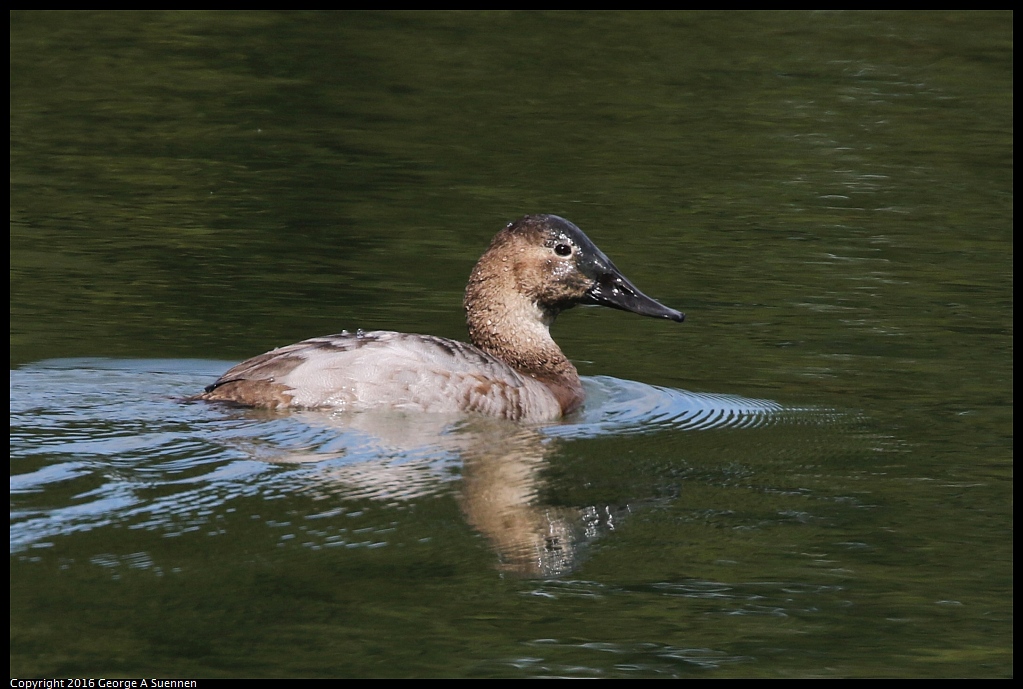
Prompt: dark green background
<box><xmin>11</xmin><ymin>11</ymin><xmax>1012</xmax><ymax>677</ymax></box>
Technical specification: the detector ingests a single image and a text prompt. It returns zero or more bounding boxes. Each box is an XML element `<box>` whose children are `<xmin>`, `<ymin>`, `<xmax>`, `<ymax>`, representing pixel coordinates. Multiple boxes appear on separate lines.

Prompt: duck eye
<box><xmin>554</xmin><ymin>244</ymin><xmax>572</xmax><ymax>257</ymax></box>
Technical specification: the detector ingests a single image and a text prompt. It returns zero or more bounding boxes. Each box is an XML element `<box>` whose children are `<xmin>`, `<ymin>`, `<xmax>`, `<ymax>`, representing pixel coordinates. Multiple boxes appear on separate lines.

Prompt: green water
<box><xmin>10</xmin><ymin>11</ymin><xmax>1012</xmax><ymax>677</ymax></box>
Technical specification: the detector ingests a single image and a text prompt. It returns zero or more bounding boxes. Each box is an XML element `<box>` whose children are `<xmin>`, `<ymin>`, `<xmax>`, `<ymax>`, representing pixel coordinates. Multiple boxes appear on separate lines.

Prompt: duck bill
<box><xmin>582</xmin><ymin>269</ymin><xmax>685</xmax><ymax>322</ymax></box>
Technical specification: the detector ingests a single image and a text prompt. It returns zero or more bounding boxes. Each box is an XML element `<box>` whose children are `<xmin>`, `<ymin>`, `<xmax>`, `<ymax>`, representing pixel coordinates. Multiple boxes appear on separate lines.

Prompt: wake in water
<box><xmin>11</xmin><ymin>359</ymin><xmax>852</xmax><ymax>575</ymax></box>
<box><xmin>552</xmin><ymin>375</ymin><xmax>840</xmax><ymax>438</ymax></box>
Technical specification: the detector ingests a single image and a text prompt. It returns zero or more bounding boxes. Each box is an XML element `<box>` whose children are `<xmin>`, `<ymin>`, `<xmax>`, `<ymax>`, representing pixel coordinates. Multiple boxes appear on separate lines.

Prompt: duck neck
<box><xmin>464</xmin><ymin>265</ymin><xmax>583</xmax><ymax>411</ymax></box>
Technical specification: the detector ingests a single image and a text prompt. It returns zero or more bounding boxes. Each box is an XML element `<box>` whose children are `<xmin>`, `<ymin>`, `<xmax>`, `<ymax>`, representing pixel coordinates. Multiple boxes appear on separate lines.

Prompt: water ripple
<box><xmin>11</xmin><ymin>359</ymin><xmax>844</xmax><ymax>554</ymax></box>
<box><xmin>547</xmin><ymin>376</ymin><xmax>836</xmax><ymax>439</ymax></box>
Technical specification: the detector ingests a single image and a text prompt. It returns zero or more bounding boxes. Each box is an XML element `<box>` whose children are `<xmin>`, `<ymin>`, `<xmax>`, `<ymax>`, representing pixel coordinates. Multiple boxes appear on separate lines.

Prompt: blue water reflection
<box><xmin>11</xmin><ymin>358</ymin><xmax>837</xmax><ymax>560</ymax></box>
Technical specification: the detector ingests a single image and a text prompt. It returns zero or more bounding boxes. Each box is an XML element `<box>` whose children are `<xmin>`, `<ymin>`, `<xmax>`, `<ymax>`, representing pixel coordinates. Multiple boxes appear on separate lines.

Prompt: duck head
<box><xmin>465</xmin><ymin>214</ymin><xmax>685</xmax><ymax>328</ymax></box>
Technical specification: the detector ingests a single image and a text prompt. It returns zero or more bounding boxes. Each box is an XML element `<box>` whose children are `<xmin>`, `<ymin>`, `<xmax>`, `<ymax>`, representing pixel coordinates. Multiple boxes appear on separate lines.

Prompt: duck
<box><xmin>199</xmin><ymin>214</ymin><xmax>684</xmax><ymax>421</ymax></box>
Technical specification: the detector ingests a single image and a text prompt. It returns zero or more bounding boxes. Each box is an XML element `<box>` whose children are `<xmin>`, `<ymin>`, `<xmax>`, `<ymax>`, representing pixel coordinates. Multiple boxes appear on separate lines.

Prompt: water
<box><xmin>10</xmin><ymin>11</ymin><xmax>1012</xmax><ymax>677</ymax></box>
<box><xmin>12</xmin><ymin>359</ymin><xmax>837</xmax><ymax>563</ymax></box>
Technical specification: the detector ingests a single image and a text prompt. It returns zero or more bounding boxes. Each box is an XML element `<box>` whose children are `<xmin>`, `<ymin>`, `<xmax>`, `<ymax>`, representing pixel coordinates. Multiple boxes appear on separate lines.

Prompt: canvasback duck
<box><xmin>200</xmin><ymin>214</ymin><xmax>684</xmax><ymax>421</ymax></box>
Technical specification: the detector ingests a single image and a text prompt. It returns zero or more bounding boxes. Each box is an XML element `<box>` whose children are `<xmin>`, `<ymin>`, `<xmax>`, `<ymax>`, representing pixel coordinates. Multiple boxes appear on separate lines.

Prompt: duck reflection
<box><xmin>259</xmin><ymin>409</ymin><xmax>607</xmax><ymax>578</ymax></box>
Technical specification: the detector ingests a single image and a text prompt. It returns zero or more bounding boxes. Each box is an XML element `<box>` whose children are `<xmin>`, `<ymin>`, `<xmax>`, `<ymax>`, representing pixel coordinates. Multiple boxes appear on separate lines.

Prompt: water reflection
<box><xmin>271</xmin><ymin>412</ymin><xmax>582</xmax><ymax>577</ymax></box>
<box><xmin>11</xmin><ymin>358</ymin><xmax>836</xmax><ymax>577</ymax></box>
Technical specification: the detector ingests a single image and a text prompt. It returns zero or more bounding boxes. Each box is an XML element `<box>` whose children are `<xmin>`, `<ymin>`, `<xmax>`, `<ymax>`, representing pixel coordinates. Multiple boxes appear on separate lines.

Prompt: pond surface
<box><xmin>10</xmin><ymin>11</ymin><xmax>1012</xmax><ymax>677</ymax></box>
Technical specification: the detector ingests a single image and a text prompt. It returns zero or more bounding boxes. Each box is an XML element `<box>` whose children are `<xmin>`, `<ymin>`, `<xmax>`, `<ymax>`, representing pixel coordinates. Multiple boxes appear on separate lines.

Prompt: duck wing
<box><xmin>200</xmin><ymin>331</ymin><xmax>563</xmax><ymax>420</ymax></box>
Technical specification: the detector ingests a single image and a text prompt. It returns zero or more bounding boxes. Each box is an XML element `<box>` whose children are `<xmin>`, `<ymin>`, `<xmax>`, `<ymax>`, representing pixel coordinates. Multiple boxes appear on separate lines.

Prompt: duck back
<box><xmin>201</xmin><ymin>331</ymin><xmax>567</xmax><ymax>421</ymax></box>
